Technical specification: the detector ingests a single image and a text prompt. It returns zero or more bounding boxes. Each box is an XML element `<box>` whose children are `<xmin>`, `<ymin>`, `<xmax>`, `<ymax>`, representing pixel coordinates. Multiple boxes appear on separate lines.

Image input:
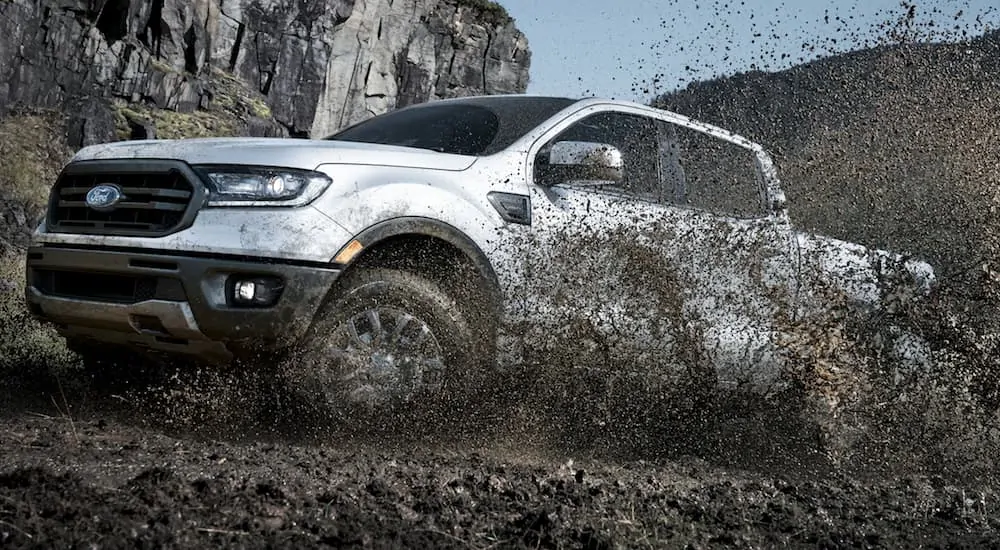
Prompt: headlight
<box><xmin>196</xmin><ymin>166</ymin><xmax>332</xmax><ymax>207</ymax></box>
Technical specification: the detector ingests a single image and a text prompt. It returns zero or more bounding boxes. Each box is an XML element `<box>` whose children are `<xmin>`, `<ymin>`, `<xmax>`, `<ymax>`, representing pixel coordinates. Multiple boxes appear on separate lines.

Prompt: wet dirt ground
<box><xmin>2</xmin><ymin>361</ymin><xmax>999</xmax><ymax>549</ymax></box>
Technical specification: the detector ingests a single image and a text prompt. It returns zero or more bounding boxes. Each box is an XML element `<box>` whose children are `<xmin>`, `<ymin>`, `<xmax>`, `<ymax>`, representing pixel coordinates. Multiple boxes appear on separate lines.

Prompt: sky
<box><xmin>499</xmin><ymin>0</ymin><xmax>1000</xmax><ymax>102</ymax></box>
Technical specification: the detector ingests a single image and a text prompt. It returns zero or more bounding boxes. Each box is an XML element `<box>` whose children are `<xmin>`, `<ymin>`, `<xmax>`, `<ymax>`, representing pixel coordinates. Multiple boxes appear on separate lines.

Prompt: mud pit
<box><xmin>1</xmin><ymin>349</ymin><xmax>1000</xmax><ymax>549</ymax></box>
<box><xmin>2</xmin><ymin>425</ymin><xmax>997</xmax><ymax>549</ymax></box>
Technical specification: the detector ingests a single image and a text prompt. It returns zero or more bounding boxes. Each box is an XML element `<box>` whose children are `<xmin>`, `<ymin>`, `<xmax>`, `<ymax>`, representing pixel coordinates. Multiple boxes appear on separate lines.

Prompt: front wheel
<box><xmin>285</xmin><ymin>267</ymin><xmax>495</xmax><ymax>420</ymax></box>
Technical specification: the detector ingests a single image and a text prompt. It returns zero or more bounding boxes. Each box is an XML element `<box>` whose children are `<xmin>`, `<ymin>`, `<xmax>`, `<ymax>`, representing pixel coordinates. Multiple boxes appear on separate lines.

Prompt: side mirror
<box><xmin>537</xmin><ymin>141</ymin><xmax>624</xmax><ymax>186</ymax></box>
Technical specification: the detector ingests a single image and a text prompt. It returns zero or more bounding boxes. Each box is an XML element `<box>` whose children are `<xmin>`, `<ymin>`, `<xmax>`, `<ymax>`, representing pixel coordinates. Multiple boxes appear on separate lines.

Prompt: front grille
<box><xmin>31</xmin><ymin>269</ymin><xmax>187</xmax><ymax>304</ymax></box>
<box><xmin>48</xmin><ymin>166</ymin><xmax>197</xmax><ymax>236</ymax></box>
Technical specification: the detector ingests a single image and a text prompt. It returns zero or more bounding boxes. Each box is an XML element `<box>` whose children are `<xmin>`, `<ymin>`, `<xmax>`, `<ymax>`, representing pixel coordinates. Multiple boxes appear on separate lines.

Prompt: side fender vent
<box><xmin>487</xmin><ymin>192</ymin><xmax>531</xmax><ymax>225</ymax></box>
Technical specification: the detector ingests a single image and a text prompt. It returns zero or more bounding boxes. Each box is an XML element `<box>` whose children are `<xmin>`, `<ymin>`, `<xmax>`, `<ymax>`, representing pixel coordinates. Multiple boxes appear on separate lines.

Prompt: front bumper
<box><xmin>25</xmin><ymin>245</ymin><xmax>341</xmax><ymax>363</ymax></box>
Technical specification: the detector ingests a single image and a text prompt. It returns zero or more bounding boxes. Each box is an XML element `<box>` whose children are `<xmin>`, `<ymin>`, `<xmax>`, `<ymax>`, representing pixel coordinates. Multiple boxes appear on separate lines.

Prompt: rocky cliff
<box><xmin>0</xmin><ymin>0</ymin><xmax>530</xmax><ymax>144</ymax></box>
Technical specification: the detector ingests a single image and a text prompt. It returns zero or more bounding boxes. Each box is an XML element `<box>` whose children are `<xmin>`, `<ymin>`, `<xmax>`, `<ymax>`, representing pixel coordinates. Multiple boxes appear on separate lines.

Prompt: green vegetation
<box><xmin>211</xmin><ymin>68</ymin><xmax>272</xmax><ymax>119</ymax></box>
<box><xmin>454</xmin><ymin>0</ymin><xmax>512</xmax><ymax>24</ymax></box>
<box><xmin>0</xmin><ymin>253</ymin><xmax>76</xmax><ymax>369</ymax></box>
<box><xmin>147</xmin><ymin>57</ymin><xmax>180</xmax><ymax>75</ymax></box>
<box><xmin>114</xmin><ymin>102</ymin><xmax>243</xmax><ymax>140</ymax></box>
<box><xmin>112</xmin><ymin>67</ymin><xmax>274</xmax><ymax>140</ymax></box>
<box><xmin>0</xmin><ymin>113</ymin><xmax>71</xmax><ymax>207</ymax></box>
<box><xmin>0</xmin><ymin>112</ymin><xmax>74</xmax><ymax>369</ymax></box>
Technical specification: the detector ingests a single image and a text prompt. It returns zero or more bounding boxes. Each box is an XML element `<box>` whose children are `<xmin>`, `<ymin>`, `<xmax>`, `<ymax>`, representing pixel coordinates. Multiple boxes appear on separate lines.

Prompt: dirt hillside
<box><xmin>657</xmin><ymin>30</ymin><xmax>1000</xmax><ymax>278</ymax></box>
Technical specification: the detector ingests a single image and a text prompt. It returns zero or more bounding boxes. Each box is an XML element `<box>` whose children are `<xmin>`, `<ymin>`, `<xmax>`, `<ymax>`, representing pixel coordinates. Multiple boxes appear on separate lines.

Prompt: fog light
<box><xmin>228</xmin><ymin>275</ymin><xmax>284</xmax><ymax>307</ymax></box>
<box><xmin>235</xmin><ymin>280</ymin><xmax>256</xmax><ymax>301</ymax></box>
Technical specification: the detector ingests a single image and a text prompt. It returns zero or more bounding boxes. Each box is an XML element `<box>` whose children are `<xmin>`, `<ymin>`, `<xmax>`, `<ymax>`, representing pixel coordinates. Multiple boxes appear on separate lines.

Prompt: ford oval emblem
<box><xmin>85</xmin><ymin>184</ymin><xmax>122</xmax><ymax>210</ymax></box>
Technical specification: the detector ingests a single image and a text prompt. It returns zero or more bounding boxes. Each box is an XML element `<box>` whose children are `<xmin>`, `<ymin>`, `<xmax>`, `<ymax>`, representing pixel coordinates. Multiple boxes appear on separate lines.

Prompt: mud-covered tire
<box><xmin>283</xmin><ymin>267</ymin><xmax>495</xmax><ymax>426</ymax></box>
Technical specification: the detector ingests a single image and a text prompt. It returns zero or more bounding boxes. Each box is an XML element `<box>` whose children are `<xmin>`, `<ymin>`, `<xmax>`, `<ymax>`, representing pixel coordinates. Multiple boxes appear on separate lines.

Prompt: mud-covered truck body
<box><xmin>24</xmin><ymin>95</ymin><xmax>935</xmax><ymax>404</ymax></box>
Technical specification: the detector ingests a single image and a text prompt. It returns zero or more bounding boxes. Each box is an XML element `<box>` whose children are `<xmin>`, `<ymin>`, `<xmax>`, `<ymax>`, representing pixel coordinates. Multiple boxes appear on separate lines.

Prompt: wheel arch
<box><xmin>331</xmin><ymin>216</ymin><xmax>503</xmax><ymax>312</ymax></box>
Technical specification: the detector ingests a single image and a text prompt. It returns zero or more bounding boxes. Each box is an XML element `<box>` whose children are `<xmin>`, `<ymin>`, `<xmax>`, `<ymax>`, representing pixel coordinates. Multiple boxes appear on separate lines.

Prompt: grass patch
<box><xmin>0</xmin><ymin>253</ymin><xmax>74</xmax><ymax>369</ymax></box>
<box><xmin>0</xmin><ymin>112</ymin><xmax>75</xmax><ymax>371</ymax></box>
<box><xmin>211</xmin><ymin>68</ymin><xmax>272</xmax><ymax>119</ymax></box>
<box><xmin>0</xmin><ymin>113</ymin><xmax>71</xmax><ymax>208</ymax></box>
<box><xmin>114</xmin><ymin>103</ymin><xmax>242</xmax><ymax>140</ymax></box>
<box><xmin>147</xmin><ymin>57</ymin><xmax>180</xmax><ymax>75</ymax></box>
<box><xmin>112</xmin><ymin>68</ymin><xmax>275</xmax><ymax>140</ymax></box>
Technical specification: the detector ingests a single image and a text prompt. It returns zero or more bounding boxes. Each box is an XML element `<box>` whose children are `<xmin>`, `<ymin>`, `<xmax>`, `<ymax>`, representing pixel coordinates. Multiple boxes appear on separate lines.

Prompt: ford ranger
<box><xmin>24</xmin><ymin>95</ymin><xmax>935</xmax><ymax>406</ymax></box>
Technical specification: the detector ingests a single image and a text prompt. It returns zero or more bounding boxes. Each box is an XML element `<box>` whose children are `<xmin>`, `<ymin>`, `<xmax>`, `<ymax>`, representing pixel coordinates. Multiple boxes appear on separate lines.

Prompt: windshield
<box><xmin>326</xmin><ymin>96</ymin><xmax>579</xmax><ymax>156</ymax></box>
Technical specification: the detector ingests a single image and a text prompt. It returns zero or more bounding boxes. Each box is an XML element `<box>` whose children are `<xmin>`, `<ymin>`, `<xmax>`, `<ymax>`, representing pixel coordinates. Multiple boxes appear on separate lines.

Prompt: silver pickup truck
<box><xmin>24</xmin><ymin>95</ymin><xmax>935</xmax><ymax>407</ymax></box>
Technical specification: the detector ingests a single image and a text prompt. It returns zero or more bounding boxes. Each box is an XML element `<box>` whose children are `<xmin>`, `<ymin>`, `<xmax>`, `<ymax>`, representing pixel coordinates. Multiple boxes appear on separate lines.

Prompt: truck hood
<box><xmin>71</xmin><ymin>138</ymin><xmax>478</xmax><ymax>172</ymax></box>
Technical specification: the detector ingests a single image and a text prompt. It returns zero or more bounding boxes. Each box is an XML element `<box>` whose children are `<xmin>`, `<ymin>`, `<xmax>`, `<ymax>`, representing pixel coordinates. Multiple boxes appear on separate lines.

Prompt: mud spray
<box><xmin>6</xmin><ymin>229</ymin><xmax>996</xmax><ymax>486</ymax></box>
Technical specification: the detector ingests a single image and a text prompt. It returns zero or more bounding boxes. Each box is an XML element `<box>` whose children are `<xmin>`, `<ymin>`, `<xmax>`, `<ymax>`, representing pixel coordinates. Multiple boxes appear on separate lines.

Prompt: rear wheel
<box><xmin>284</xmin><ymin>267</ymin><xmax>496</xmax><ymax>427</ymax></box>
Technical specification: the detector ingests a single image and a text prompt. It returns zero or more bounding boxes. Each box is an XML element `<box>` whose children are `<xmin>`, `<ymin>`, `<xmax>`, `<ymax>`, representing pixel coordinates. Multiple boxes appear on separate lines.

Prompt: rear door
<box><xmin>521</xmin><ymin>105</ymin><xmax>800</xmax><ymax>390</ymax></box>
<box><xmin>650</xmin><ymin>118</ymin><xmax>801</xmax><ymax>390</ymax></box>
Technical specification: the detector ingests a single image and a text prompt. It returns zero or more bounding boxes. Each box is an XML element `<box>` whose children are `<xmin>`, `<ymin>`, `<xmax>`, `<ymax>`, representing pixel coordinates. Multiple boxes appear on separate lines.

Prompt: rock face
<box><xmin>0</xmin><ymin>0</ymin><xmax>530</xmax><ymax>143</ymax></box>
